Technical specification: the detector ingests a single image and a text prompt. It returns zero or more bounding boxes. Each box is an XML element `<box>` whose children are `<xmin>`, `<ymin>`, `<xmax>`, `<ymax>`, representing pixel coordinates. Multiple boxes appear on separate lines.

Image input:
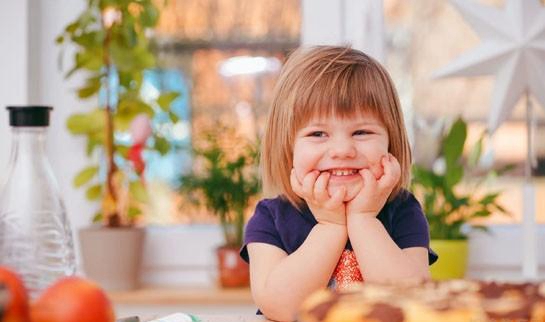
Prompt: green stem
<box><xmin>103</xmin><ymin>16</ymin><xmax>120</xmax><ymax>227</ymax></box>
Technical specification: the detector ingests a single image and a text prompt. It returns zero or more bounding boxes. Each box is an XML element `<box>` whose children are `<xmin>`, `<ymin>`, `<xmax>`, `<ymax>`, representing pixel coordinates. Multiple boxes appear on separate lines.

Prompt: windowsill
<box><xmin>108</xmin><ymin>286</ymin><xmax>253</xmax><ymax>306</ymax></box>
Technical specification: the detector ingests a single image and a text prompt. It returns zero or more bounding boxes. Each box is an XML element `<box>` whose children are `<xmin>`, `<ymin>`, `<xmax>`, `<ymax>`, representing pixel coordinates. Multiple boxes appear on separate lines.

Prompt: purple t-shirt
<box><xmin>240</xmin><ymin>189</ymin><xmax>438</xmax><ymax>265</ymax></box>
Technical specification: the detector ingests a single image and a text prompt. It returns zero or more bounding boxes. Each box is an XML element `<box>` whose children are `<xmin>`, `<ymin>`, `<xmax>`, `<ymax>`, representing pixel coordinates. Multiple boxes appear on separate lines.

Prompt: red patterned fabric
<box><xmin>331</xmin><ymin>249</ymin><xmax>363</xmax><ymax>290</ymax></box>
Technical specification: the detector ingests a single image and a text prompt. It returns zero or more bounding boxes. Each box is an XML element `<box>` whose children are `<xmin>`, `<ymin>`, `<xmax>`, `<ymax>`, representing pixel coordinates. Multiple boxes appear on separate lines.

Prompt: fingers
<box><xmin>324</xmin><ymin>186</ymin><xmax>346</xmax><ymax>209</ymax></box>
<box><xmin>289</xmin><ymin>168</ymin><xmax>330</xmax><ymax>200</ymax></box>
<box><xmin>378</xmin><ymin>153</ymin><xmax>401</xmax><ymax>190</ymax></box>
<box><xmin>290</xmin><ymin>169</ymin><xmax>343</xmax><ymax>209</ymax></box>
<box><xmin>313</xmin><ymin>171</ymin><xmax>330</xmax><ymax>202</ymax></box>
<box><xmin>359</xmin><ymin>168</ymin><xmax>377</xmax><ymax>191</ymax></box>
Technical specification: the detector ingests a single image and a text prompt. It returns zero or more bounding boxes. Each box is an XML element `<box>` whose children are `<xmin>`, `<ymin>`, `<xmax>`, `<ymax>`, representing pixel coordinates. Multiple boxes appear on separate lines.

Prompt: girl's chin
<box><xmin>327</xmin><ymin>183</ymin><xmax>362</xmax><ymax>202</ymax></box>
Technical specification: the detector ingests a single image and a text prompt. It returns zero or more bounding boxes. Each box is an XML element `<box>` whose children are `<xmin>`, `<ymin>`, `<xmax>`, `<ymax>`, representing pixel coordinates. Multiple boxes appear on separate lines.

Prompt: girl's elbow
<box><xmin>254</xmin><ymin>293</ymin><xmax>299</xmax><ymax>322</ymax></box>
<box><xmin>260</xmin><ymin>308</ymin><xmax>297</xmax><ymax>322</ymax></box>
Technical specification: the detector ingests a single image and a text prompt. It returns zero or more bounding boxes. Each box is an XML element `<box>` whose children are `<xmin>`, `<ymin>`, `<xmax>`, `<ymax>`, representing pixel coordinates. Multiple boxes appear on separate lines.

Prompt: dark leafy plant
<box><xmin>57</xmin><ymin>0</ymin><xmax>179</xmax><ymax>227</ymax></box>
<box><xmin>180</xmin><ymin>125</ymin><xmax>261</xmax><ymax>247</ymax></box>
<box><xmin>411</xmin><ymin>117</ymin><xmax>511</xmax><ymax>240</ymax></box>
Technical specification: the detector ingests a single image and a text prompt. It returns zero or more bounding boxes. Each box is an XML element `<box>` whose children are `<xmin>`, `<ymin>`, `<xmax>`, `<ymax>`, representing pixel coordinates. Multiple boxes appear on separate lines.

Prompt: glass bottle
<box><xmin>0</xmin><ymin>106</ymin><xmax>75</xmax><ymax>298</ymax></box>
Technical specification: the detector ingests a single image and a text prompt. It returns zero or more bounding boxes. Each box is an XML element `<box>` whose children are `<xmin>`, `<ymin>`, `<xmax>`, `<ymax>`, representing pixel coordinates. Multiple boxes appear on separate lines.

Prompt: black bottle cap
<box><xmin>6</xmin><ymin>106</ymin><xmax>53</xmax><ymax>127</ymax></box>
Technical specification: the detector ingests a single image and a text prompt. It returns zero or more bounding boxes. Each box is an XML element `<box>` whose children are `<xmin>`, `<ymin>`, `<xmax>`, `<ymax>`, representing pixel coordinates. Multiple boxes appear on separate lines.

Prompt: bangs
<box><xmin>292</xmin><ymin>62</ymin><xmax>387</xmax><ymax>131</ymax></box>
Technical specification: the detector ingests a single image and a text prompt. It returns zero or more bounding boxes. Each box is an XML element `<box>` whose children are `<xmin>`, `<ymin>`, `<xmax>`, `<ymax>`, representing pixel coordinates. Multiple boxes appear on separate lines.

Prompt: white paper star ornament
<box><xmin>433</xmin><ymin>0</ymin><xmax>545</xmax><ymax>133</ymax></box>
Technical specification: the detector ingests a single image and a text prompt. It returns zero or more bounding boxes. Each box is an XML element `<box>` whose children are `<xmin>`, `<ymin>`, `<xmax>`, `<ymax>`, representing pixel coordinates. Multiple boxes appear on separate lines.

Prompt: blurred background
<box><xmin>0</xmin><ymin>0</ymin><xmax>543</xmax><ymax>318</ymax></box>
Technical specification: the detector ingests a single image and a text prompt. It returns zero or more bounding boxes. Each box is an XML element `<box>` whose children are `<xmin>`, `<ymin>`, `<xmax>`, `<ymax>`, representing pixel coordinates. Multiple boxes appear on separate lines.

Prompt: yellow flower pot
<box><xmin>429</xmin><ymin>239</ymin><xmax>468</xmax><ymax>280</ymax></box>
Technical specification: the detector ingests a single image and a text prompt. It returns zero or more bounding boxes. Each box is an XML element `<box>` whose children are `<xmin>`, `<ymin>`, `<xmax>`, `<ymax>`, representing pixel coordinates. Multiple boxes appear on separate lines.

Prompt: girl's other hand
<box><xmin>346</xmin><ymin>153</ymin><xmax>401</xmax><ymax>218</ymax></box>
<box><xmin>290</xmin><ymin>169</ymin><xmax>347</xmax><ymax>225</ymax></box>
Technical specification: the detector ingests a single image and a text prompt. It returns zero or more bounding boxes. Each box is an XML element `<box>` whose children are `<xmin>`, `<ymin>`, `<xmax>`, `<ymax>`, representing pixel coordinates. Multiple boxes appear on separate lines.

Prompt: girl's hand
<box><xmin>290</xmin><ymin>169</ymin><xmax>347</xmax><ymax>225</ymax></box>
<box><xmin>346</xmin><ymin>153</ymin><xmax>401</xmax><ymax>218</ymax></box>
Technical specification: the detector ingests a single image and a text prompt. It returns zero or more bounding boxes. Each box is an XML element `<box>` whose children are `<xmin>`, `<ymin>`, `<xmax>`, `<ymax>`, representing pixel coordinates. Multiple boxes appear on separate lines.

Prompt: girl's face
<box><xmin>292</xmin><ymin>112</ymin><xmax>390</xmax><ymax>202</ymax></box>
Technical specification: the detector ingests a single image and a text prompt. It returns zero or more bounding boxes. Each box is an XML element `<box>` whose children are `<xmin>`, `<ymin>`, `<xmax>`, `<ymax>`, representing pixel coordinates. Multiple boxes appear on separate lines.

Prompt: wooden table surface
<box><xmin>119</xmin><ymin>313</ymin><xmax>268</xmax><ymax>322</ymax></box>
<box><xmin>195</xmin><ymin>315</ymin><xmax>268</xmax><ymax>322</ymax></box>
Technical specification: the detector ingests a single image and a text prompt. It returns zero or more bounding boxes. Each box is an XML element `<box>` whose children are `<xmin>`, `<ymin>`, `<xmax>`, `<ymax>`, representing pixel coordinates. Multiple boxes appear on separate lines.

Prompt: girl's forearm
<box><xmin>256</xmin><ymin>223</ymin><xmax>347</xmax><ymax>321</ymax></box>
<box><xmin>347</xmin><ymin>216</ymin><xmax>429</xmax><ymax>282</ymax></box>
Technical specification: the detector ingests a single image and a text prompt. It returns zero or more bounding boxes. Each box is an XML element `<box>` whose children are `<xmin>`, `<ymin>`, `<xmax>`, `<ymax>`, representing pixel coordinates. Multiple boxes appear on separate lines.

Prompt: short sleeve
<box><xmin>239</xmin><ymin>200</ymin><xmax>285</xmax><ymax>263</ymax></box>
<box><xmin>391</xmin><ymin>193</ymin><xmax>438</xmax><ymax>265</ymax></box>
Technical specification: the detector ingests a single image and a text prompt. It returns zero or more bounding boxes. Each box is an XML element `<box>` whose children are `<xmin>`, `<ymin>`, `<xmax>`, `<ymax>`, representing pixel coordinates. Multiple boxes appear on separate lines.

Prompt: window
<box><xmin>384</xmin><ymin>0</ymin><xmax>545</xmax><ymax>223</ymax></box>
<box><xmin>141</xmin><ymin>0</ymin><xmax>301</xmax><ymax>224</ymax></box>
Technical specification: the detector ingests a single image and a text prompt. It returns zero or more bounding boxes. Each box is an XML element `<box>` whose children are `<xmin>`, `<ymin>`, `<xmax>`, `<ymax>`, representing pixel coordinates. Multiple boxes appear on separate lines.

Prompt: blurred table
<box><xmin>118</xmin><ymin>314</ymin><xmax>267</xmax><ymax>322</ymax></box>
<box><xmin>110</xmin><ymin>287</ymin><xmax>257</xmax><ymax>319</ymax></box>
<box><xmin>195</xmin><ymin>315</ymin><xmax>267</xmax><ymax>322</ymax></box>
<box><xmin>110</xmin><ymin>287</ymin><xmax>253</xmax><ymax>306</ymax></box>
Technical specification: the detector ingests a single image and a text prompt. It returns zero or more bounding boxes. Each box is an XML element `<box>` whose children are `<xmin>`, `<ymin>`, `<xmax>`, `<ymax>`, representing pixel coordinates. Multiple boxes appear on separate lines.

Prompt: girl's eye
<box><xmin>308</xmin><ymin>131</ymin><xmax>326</xmax><ymax>137</ymax></box>
<box><xmin>353</xmin><ymin>130</ymin><xmax>372</xmax><ymax>136</ymax></box>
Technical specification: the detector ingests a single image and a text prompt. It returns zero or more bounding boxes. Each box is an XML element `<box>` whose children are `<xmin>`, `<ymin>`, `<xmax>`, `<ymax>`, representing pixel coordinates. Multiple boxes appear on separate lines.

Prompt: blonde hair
<box><xmin>261</xmin><ymin>46</ymin><xmax>412</xmax><ymax>208</ymax></box>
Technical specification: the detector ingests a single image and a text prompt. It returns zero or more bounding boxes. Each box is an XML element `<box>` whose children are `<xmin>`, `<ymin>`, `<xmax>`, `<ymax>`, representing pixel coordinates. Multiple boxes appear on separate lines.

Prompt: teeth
<box><xmin>329</xmin><ymin>169</ymin><xmax>358</xmax><ymax>176</ymax></box>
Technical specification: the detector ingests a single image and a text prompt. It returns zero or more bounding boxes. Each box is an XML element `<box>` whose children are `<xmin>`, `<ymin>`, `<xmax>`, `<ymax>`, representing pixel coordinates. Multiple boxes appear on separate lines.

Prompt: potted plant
<box><xmin>56</xmin><ymin>0</ymin><xmax>179</xmax><ymax>290</ymax></box>
<box><xmin>179</xmin><ymin>124</ymin><xmax>261</xmax><ymax>288</ymax></box>
<box><xmin>411</xmin><ymin>117</ymin><xmax>510</xmax><ymax>280</ymax></box>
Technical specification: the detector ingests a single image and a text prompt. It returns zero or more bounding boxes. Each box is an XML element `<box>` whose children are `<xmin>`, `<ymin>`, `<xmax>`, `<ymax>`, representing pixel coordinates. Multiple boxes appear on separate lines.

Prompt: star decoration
<box><xmin>433</xmin><ymin>0</ymin><xmax>545</xmax><ymax>133</ymax></box>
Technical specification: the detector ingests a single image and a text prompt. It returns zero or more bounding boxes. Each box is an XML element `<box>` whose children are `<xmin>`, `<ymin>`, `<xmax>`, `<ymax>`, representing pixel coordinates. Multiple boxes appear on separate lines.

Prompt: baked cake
<box><xmin>299</xmin><ymin>280</ymin><xmax>545</xmax><ymax>322</ymax></box>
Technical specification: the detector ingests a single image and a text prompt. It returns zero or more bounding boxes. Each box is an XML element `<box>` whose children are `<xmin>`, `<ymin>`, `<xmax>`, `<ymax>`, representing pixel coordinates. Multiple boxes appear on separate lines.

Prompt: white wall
<box><xmin>27</xmin><ymin>0</ymin><xmax>95</xmax><ymax>235</ymax></box>
<box><xmin>302</xmin><ymin>0</ymin><xmax>385</xmax><ymax>63</ymax></box>
<box><xmin>0</xmin><ymin>1</ymin><xmax>29</xmax><ymax>170</ymax></box>
<box><xmin>0</xmin><ymin>0</ymin><xmax>96</xmax><ymax>268</ymax></box>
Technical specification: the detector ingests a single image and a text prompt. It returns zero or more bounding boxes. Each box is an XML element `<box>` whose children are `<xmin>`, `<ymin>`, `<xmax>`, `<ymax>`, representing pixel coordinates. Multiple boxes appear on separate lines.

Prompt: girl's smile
<box><xmin>292</xmin><ymin>113</ymin><xmax>390</xmax><ymax>201</ymax></box>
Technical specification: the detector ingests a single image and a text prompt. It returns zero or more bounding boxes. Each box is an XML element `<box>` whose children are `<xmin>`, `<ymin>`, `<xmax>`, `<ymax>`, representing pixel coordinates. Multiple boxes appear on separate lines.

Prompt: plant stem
<box><xmin>219</xmin><ymin>213</ymin><xmax>230</xmax><ymax>246</ymax></box>
<box><xmin>103</xmin><ymin>16</ymin><xmax>120</xmax><ymax>227</ymax></box>
<box><xmin>235</xmin><ymin>207</ymin><xmax>244</xmax><ymax>247</ymax></box>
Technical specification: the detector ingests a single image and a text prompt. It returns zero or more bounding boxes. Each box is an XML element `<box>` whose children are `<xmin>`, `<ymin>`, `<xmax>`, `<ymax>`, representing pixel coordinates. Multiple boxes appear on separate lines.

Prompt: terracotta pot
<box><xmin>216</xmin><ymin>245</ymin><xmax>249</xmax><ymax>288</ymax></box>
<box><xmin>79</xmin><ymin>226</ymin><xmax>145</xmax><ymax>291</ymax></box>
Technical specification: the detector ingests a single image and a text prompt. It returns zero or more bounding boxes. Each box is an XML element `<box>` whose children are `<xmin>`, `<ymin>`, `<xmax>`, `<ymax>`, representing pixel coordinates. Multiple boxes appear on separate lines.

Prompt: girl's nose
<box><xmin>328</xmin><ymin>140</ymin><xmax>357</xmax><ymax>159</ymax></box>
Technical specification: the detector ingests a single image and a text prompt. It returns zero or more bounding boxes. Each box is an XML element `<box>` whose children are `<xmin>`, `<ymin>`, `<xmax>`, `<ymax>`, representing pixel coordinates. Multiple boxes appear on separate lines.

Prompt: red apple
<box><xmin>30</xmin><ymin>277</ymin><xmax>115</xmax><ymax>322</ymax></box>
<box><xmin>0</xmin><ymin>266</ymin><xmax>30</xmax><ymax>322</ymax></box>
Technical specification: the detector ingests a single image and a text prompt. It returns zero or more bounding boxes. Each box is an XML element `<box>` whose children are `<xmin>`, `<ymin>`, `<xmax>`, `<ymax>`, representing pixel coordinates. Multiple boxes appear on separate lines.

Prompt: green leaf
<box><xmin>129</xmin><ymin>181</ymin><xmax>149</xmax><ymax>203</ymax></box>
<box><xmin>411</xmin><ymin>165</ymin><xmax>437</xmax><ymax>188</ymax></box>
<box><xmin>472</xmin><ymin>209</ymin><xmax>492</xmax><ymax>218</ymax></box>
<box><xmin>86</xmin><ymin>135</ymin><xmax>104</xmax><ymax>156</ymax></box>
<box><xmin>480</xmin><ymin>192</ymin><xmax>500</xmax><ymax>205</ymax></box>
<box><xmin>73</xmin><ymin>166</ymin><xmax>99</xmax><ymax>187</ymax></box>
<box><xmin>168</xmin><ymin>111</ymin><xmax>180</xmax><ymax>123</ymax></box>
<box><xmin>92</xmin><ymin>212</ymin><xmax>103</xmax><ymax>223</ymax></box>
<box><xmin>140</xmin><ymin>3</ymin><xmax>159</xmax><ymax>27</ymax></box>
<box><xmin>65</xmin><ymin>21</ymin><xmax>80</xmax><ymax>34</ymax></box>
<box><xmin>154</xmin><ymin>136</ymin><xmax>170</xmax><ymax>155</ymax></box>
<box><xmin>497</xmin><ymin>163</ymin><xmax>516</xmax><ymax>175</ymax></box>
<box><xmin>117</xmin><ymin>145</ymin><xmax>130</xmax><ymax>158</ymax></box>
<box><xmin>73</xmin><ymin>30</ymin><xmax>104</xmax><ymax>48</ymax></box>
<box><xmin>86</xmin><ymin>184</ymin><xmax>102</xmax><ymax>200</ymax></box>
<box><xmin>467</xmin><ymin>135</ymin><xmax>483</xmax><ymax>167</ymax></box>
<box><xmin>494</xmin><ymin>203</ymin><xmax>509</xmax><ymax>214</ymax></box>
<box><xmin>55</xmin><ymin>35</ymin><xmax>64</xmax><ymax>44</ymax></box>
<box><xmin>157</xmin><ymin>92</ymin><xmax>180</xmax><ymax>111</ymax></box>
<box><xmin>66</xmin><ymin>109</ymin><xmax>105</xmax><ymax>135</ymax></box>
<box><xmin>445</xmin><ymin>164</ymin><xmax>463</xmax><ymax>188</ymax></box>
<box><xmin>443</xmin><ymin>117</ymin><xmax>467</xmax><ymax>166</ymax></box>
<box><xmin>75</xmin><ymin>49</ymin><xmax>103</xmax><ymax>71</ymax></box>
<box><xmin>127</xmin><ymin>207</ymin><xmax>142</xmax><ymax>219</ymax></box>
<box><xmin>471</xmin><ymin>225</ymin><xmax>491</xmax><ymax>234</ymax></box>
<box><xmin>77</xmin><ymin>76</ymin><xmax>101</xmax><ymax>99</ymax></box>
<box><xmin>122</xmin><ymin>23</ymin><xmax>138</xmax><ymax>48</ymax></box>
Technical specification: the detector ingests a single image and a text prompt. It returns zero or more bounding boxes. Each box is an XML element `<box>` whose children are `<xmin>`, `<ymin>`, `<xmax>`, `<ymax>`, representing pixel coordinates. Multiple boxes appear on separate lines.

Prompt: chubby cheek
<box><xmin>292</xmin><ymin>150</ymin><xmax>316</xmax><ymax>183</ymax></box>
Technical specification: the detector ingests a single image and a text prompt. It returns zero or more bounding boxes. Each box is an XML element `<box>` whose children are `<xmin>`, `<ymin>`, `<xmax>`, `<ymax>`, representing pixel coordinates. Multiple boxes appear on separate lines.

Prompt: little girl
<box><xmin>240</xmin><ymin>46</ymin><xmax>437</xmax><ymax>321</ymax></box>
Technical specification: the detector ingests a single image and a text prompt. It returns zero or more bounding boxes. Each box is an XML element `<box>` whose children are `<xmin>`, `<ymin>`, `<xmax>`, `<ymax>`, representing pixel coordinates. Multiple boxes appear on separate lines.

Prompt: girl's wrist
<box><xmin>315</xmin><ymin>221</ymin><xmax>348</xmax><ymax>233</ymax></box>
<box><xmin>347</xmin><ymin>212</ymin><xmax>379</xmax><ymax>224</ymax></box>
